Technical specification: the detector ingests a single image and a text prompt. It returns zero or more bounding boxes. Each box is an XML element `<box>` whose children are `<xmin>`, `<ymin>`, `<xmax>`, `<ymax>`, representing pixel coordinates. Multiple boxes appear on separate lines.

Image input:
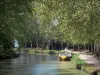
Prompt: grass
<box><xmin>57</xmin><ymin>61</ymin><xmax>88</xmax><ymax>75</ymax></box>
<box><xmin>28</xmin><ymin>49</ymin><xmax>60</xmax><ymax>54</ymax></box>
<box><xmin>71</xmin><ymin>53</ymin><xmax>100</xmax><ymax>74</ymax></box>
<box><xmin>71</xmin><ymin>54</ymin><xmax>81</xmax><ymax>64</ymax></box>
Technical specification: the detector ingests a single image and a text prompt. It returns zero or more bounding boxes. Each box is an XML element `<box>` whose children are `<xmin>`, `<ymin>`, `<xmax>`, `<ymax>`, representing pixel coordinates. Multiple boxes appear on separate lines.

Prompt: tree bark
<box><xmin>30</xmin><ymin>40</ymin><xmax>32</xmax><ymax>48</ymax></box>
<box><xmin>78</xmin><ymin>44</ymin><xmax>79</xmax><ymax>51</ymax></box>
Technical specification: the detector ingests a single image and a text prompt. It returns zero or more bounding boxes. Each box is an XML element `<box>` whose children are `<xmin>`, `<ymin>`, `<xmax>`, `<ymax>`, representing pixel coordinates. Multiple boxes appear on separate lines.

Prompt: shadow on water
<box><xmin>0</xmin><ymin>54</ymin><xmax>88</xmax><ymax>75</ymax></box>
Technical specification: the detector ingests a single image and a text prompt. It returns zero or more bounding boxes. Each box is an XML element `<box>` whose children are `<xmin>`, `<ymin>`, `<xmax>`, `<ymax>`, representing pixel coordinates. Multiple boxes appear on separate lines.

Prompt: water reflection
<box><xmin>33</xmin><ymin>64</ymin><xmax>59</xmax><ymax>75</ymax></box>
<box><xmin>0</xmin><ymin>54</ymin><xmax>88</xmax><ymax>75</ymax></box>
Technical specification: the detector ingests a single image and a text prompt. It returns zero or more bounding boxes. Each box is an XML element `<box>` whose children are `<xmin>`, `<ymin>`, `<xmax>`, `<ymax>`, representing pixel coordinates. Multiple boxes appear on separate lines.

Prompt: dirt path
<box><xmin>71</xmin><ymin>50</ymin><xmax>100</xmax><ymax>71</ymax></box>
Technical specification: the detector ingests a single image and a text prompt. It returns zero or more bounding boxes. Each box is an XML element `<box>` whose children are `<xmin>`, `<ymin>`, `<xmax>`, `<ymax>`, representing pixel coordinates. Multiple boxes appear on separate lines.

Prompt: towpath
<box><xmin>71</xmin><ymin>50</ymin><xmax>100</xmax><ymax>71</ymax></box>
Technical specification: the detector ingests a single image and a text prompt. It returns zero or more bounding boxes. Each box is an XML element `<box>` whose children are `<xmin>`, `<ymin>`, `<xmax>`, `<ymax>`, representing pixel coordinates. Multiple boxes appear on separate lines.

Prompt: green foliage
<box><xmin>0</xmin><ymin>0</ymin><xmax>34</xmax><ymax>58</ymax></box>
<box><xmin>28</xmin><ymin>49</ymin><xmax>59</xmax><ymax>54</ymax></box>
<box><xmin>32</xmin><ymin>0</ymin><xmax>100</xmax><ymax>45</ymax></box>
<box><xmin>0</xmin><ymin>0</ymin><xmax>100</xmax><ymax>58</ymax></box>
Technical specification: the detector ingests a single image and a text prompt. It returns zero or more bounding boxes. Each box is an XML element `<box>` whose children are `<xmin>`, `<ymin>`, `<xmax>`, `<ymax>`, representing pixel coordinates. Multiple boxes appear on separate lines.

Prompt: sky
<box><xmin>14</xmin><ymin>39</ymin><xmax>19</xmax><ymax>48</ymax></box>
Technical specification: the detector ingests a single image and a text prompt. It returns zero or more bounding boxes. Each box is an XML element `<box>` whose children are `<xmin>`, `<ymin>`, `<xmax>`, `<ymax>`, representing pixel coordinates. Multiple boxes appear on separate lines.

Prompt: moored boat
<box><xmin>58</xmin><ymin>50</ymin><xmax>72</xmax><ymax>61</ymax></box>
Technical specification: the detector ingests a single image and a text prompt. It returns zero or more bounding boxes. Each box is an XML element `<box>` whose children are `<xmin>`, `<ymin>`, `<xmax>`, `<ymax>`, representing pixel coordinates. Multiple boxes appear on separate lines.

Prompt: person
<box><xmin>65</xmin><ymin>48</ymin><xmax>68</xmax><ymax>51</ymax></box>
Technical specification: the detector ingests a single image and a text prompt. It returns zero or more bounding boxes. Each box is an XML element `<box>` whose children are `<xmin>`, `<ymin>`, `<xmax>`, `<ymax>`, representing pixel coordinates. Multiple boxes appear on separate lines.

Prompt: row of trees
<box><xmin>31</xmin><ymin>0</ymin><xmax>100</xmax><ymax>51</ymax></box>
<box><xmin>0</xmin><ymin>0</ymin><xmax>100</xmax><ymax>57</ymax></box>
<box><xmin>0</xmin><ymin>0</ymin><xmax>34</xmax><ymax>58</ymax></box>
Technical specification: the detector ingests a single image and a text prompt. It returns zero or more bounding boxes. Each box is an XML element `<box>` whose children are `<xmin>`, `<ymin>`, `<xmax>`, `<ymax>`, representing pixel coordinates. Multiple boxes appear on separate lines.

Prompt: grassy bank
<box><xmin>71</xmin><ymin>53</ymin><xmax>100</xmax><ymax>75</ymax></box>
<box><xmin>28</xmin><ymin>48</ymin><xmax>60</xmax><ymax>54</ymax></box>
<box><xmin>71</xmin><ymin>54</ymin><xmax>85</xmax><ymax>64</ymax></box>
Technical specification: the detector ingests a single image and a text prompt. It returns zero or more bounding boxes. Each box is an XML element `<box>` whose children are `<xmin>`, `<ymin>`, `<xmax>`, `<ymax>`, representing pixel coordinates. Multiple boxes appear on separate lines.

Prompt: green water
<box><xmin>0</xmin><ymin>54</ymin><xmax>89</xmax><ymax>75</ymax></box>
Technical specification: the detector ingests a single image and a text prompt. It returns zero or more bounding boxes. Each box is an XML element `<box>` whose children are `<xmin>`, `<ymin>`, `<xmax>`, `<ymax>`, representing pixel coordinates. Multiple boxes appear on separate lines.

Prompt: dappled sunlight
<box><xmin>0</xmin><ymin>0</ymin><xmax>100</xmax><ymax>75</ymax></box>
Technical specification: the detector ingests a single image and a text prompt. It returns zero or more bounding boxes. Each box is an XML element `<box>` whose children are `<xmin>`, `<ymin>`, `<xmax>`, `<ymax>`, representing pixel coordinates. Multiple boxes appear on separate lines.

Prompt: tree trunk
<box><xmin>94</xmin><ymin>43</ymin><xmax>96</xmax><ymax>52</ymax></box>
<box><xmin>30</xmin><ymin>40</ymin><xmax>32</xmax><ymax>48</ymax></box>
<box><xmin>73</xmin><ymin>44</ymin><xmax>74</xmax><ymax>50</ymax></box>
<box><xmin>78</xmin><ymin>44</ymin><xmax>79</xmax><ymax>51</ymax></box>
<box><xmin>96</xmin><ymin>43</ymin><xmax>99</xmax><ymax>57</ymax></box>
<box><xmin>67</xmin><ymin>42</ymin><xmax>69</xmax><ymax>49</ymax></box>
<box><xmin>91</xmin><ymin>42</ymin><xmax>93</xmax><ymax>52</ymax></box>
<box><xmin>84</xmin><ymin>44</ymin><xmax>86</xmax><ymax>50</ymax></box>
<box><xmin>36</xmin><ymin>39</ymin><xmax>38</xmax><ymax>48</ymax></box>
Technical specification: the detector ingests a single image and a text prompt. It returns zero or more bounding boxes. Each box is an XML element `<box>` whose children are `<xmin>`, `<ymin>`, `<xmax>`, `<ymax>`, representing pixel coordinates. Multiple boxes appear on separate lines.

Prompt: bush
<box><xmin>0</xmin><ymin>49</ymin><xmax>19</xmax><ymax>60</ymax></box>
<box><xmin>76</xmin><ymin>64</ymin><xmax>83</xmax><ymax>69</ymax></box>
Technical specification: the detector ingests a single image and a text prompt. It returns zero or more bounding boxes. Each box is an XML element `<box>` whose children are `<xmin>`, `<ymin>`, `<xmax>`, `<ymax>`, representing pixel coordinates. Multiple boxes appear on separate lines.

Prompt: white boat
<box><xmin>58</xmin><ymin>50</ymin><xmax>72</xmax><ymax>61</ymax></box>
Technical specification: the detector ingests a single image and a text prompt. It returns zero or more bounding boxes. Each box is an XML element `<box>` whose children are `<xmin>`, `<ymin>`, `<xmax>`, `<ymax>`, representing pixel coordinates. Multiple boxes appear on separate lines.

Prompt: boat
<box><xmin>58</xmin><ymin>50</ymin><xmax>72</xmax><ymax>61</ymax></box>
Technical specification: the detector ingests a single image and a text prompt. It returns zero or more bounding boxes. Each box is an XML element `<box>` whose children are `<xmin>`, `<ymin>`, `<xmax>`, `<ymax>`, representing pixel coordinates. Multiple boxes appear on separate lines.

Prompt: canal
<box><xmin>0</xmin><ymin>54</ymin><xmax>89</xmax><ymax>75</ymax></box>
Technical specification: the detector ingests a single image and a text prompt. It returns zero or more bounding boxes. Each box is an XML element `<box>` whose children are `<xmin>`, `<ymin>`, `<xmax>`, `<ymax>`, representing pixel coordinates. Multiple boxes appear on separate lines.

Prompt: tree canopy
<box><xmin>0</xmin><ymin>0</ymin><xmax>100</xmax><ymax>52</ymax></box>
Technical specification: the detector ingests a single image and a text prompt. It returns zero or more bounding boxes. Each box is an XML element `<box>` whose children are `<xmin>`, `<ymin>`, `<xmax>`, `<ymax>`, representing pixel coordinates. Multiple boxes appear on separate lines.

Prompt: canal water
<box><xmin>0</xmin><ymin>54</ymin><xmax>88</xmax><ymax>75</ymax></box>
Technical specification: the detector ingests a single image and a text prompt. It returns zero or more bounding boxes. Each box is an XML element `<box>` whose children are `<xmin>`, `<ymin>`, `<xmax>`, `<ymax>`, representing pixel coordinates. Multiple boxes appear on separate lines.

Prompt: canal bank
<box><xmin>26</xmin><ymin>48</ymin><xmax>60</xmax><ymax>54</ymax></box>
<box><xmin>26</xmin><ymin>48</ymin><xmax>100</xmax><ymax>75</ymax></box>
<box><xmin>71</xmin><ymin>51</ymin><xmax>100</xmax><ymax>75</ymax></box>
